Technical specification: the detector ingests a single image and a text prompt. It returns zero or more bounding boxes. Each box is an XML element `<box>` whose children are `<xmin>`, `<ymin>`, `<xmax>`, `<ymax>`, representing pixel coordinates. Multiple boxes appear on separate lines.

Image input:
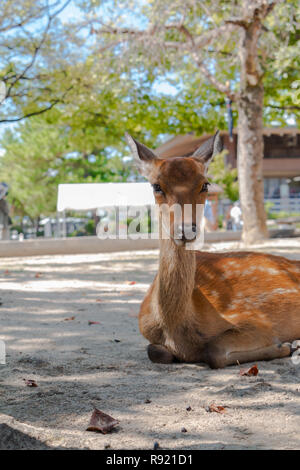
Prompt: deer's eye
<box><xmin>153</xmin><ymin>183</ymin><xmax>164</xmax><ymax>195</ymax></box>
<box><xmin>200</xmin><ymin>182</ymin><xmax>210</xmax><ymax>193</ymax></box>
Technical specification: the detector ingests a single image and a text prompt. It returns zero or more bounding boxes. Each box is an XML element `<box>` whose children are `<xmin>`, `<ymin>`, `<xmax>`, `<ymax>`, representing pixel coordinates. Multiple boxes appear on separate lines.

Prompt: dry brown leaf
<box><xmin>119</xmin><ymin>291</ymin><xmax>131</xmax><ymax>295</ymax></box>
<box><xmin>96</xmin><ymin>298</ymin><xmax>103</xmax><ymax>302</ymax></box>
<box><xmin>35</xmin><ymin>272</ymin><xmax>42</xmax><ymax>278</ymax></box>
<box><xmin>88</xmin><ymin>321</ymin><xmax>101</xmax><ymax>325</ymax></box>
<box><xmin>23</xmin><ymin>379</ymin><xmax>38</xmax><ymax>387</ymax></box>
<box><xmin>240</xmin><ymin>364</ymin><xmax>259</xmax><ymax>377</ymax></box>
<box><xmin>4</xmin><ymin>270</ymin><xmax>10</xmax><ymax>275</ymax></box>
<box><xmin>86</xmin><ymin>408</ymin><xmax>119</xmax><ymax>434</ymax></box>
<box><xmin>126</xmin><ymin>281</ymin><xmax>136</xmax><ymax>285</ymax></box>
<box><xmin>64</xmin><ymin>316</ymin><xmax>75</xmax><ymax>321</ymax></box>
<box><xmin>207</xmin><ymin>403</ymin><xmax>227</xmax><ymax>414</ymax></box>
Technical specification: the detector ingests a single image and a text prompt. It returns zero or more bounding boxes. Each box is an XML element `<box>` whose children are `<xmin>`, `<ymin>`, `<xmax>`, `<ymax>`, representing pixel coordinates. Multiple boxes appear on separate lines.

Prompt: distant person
<box><xmin>230</xmin><ymin>202</ymin><xmax>242</xmax><ymax>231</ymax></box>
<box><xmin>225</xmin><ymin>204</ymin><xmax>233</xmax><ymax>230</ymax></box>
<box><xmin>204</xmin><ymin>199</ymin><xmax>215</xmax><ymax>232</ymax></box>
<box><xmin>0</xmin><ymin>182</ymin><xmax>10</xmax><ymax>240</ymax></box>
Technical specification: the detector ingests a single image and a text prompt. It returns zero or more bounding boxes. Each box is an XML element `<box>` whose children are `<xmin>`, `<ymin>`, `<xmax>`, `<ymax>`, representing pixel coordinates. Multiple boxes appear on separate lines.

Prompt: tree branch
<box><xmin>266</xmin><ymin>104</ymin><xmax>300</xmax><ymax>111</ymax></box>
<box><xmin>0</xmin><ymin>100</ymin><xmax>60</xmax><ymax>123</ymax></box>
<box><xmin>3</xmin><ymin>0</ymin><xmax>72</xmax><ymax>102</ymax></box>
<box><xmin>192</xmin><ymin>53</ymin><xmax>238</xmax><ymax>100</ymax></box>
<box><xmin>0</xmin><ymin>85</ymin><xmax>73</xmax><ymax>124</ymax></box>
<box><xmin>93</xmin><ymin>20</ymin><xmax>240</xmax><ymax>100</ymax></box>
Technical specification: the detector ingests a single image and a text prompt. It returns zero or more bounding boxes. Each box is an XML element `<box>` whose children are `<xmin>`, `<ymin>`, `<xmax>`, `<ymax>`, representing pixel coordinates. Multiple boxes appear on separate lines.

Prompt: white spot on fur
<box><xmin>270</xmin><ymin>287</ymin><xmax>298</xmax><ymax>295</ymax></box>
<box><xmin>211</xmin><ymin>290</ymin><xmax>219</xmax><ymax>300</ymax></box>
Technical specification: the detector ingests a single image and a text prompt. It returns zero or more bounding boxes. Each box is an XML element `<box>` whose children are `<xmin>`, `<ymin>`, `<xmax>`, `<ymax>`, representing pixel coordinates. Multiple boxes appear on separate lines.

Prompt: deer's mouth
<box><xmin>173</xmin><ymin>223</ymin><xmax>197</xmax><ymax>245</ymax></box>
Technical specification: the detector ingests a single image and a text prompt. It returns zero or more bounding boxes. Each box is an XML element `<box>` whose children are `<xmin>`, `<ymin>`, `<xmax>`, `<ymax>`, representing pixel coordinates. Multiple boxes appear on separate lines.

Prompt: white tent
<box><xmin>57</xmin><ymin>182</ymin><xmax>155</xmax><ymax>212</ymax></box>
<box><xmin>56</xmin><ymin>182</ymin><xmax>155</xmax><ymax>237</ymax></box>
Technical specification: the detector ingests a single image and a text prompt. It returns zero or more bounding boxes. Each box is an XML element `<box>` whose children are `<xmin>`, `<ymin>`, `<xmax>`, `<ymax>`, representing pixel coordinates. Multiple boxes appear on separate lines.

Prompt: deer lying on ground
<box><xmin>126</xmin><ymin>131</ymin><xmax>300</xmax><ymax>368</ymax></box>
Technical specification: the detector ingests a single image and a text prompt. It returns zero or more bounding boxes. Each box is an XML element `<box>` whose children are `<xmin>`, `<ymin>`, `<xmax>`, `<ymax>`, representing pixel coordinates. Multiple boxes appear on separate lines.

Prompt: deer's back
<box><xmin>194</xmin><ymin>251</ymin><xmax>300</xmax><ymax>341</ymax></box>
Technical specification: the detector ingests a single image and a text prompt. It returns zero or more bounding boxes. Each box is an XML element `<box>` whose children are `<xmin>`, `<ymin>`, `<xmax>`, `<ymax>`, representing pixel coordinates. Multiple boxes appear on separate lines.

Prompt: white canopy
<box><xmin>57</xmin><ymin>182</ymin><xmax>155</xmax><ymax>212</ymax></box>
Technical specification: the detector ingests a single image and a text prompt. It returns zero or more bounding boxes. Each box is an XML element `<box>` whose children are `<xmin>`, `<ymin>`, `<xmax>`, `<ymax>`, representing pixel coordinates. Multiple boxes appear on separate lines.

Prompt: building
<box><xmin>156</xmin><ymin>128</ymin><xmax>300</xmax><ymax>212</ymax></box>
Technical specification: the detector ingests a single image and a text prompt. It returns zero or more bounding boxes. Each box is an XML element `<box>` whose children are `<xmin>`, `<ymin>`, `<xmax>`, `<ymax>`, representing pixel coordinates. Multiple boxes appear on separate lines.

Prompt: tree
<box><xmin>0</xmin><ymin>0</ymin><xmax>73</xmax><ymax>123</ymax></box>
<box><xmin>0</xmin><ymin>113</ymin><xmax>132</xmax><ymax>222</ymax></box>
<box><xmin>81</xmin><ymin>0</ymin><xmax>299</xmax><ymax>244</ymax></box>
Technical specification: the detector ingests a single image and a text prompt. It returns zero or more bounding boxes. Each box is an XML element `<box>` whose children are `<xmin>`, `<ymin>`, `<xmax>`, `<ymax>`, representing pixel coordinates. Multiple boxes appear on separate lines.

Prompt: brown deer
<box><xmin>126</xmin><ymin>131</ymin><xmax>300</xmax><ymax>368</ymax></box>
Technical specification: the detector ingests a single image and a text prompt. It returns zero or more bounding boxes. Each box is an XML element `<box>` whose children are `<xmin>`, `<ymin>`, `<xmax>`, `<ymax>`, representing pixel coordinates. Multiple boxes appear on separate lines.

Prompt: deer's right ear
<box><xmin>192</xmin><ymin>130</ymin><xmax>222</xmax><ymax>173</ymax></box>
<box><xmin>125</xmin><ymin>132</ymin><xmax>158</xmax><ymax>177</ymax></box>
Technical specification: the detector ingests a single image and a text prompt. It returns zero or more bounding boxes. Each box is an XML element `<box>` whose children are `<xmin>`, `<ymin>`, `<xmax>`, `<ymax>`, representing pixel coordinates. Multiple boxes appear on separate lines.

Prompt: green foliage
<box><xmin>0</xmin><ymin>114</ymin><xmax>131</xmax><ymax>220</ymax></box>
<box><xmin>84</xmin><ymin>219</ymin><xmax>96</xmax><ymax>235</ymax></box>
<box><xmin>0</xmin><ymin>0</ymin><xmax>76</xmax><ymax>123</ymax></box>
<box><xmin>209</xmin><ymin>150</ymin><xmax>239</xmax><ymax>202</ymax></box>
<box><xmin>265</xmin><ymin>202</ymin><xmax>300</xmax><ymax>220</ymax></box>
<box><xmin>0</xmin><ymin>0</ymin><xmax>299</xmax><ymax>222</ymax></box>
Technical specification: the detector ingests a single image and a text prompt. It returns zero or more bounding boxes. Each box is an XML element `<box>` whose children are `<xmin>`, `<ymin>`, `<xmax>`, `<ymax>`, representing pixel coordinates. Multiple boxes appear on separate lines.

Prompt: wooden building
<box><xmin>156</xmin><ymin>128</ymin><xmax>300</xmax><ymax>212</ymax></box>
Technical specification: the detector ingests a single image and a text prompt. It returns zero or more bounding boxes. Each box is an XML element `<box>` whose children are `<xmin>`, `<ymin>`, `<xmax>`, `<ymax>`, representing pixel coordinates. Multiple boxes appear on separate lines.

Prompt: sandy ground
<box><xmin>0</xmin><ymin>239</ymin><xmax>300</xmax><ymax>450</ymax></box>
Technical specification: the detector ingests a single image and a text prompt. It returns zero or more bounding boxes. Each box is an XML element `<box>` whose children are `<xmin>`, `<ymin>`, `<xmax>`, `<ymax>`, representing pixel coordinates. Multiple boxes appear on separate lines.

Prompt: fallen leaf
<box><xmin>23</xmin><ymin>379</ymin><xmax>38</xmax><ymax>387</ymax></box>
<box><xmin>96</xmin><ymin>298</ymin><xmax>103</xmax><ymax>302</ymax></box>
<box><xmin>240</xmin><ymin>364</ymin><xmax>259</xmax><ymax>377</ymax></box>
<box><xmin>4</xmin><ymin>270</ymin><xmax>10</xmax><ymax>275</ymax></box>
<box><xmin>206</xmin><ymin>403</ymin><xmax>227</xmax><ymax>414</ymax></box>
<box><xmin>86</xmin><ymin>408</ymin><xmax>119</xmax><ymax>434</ymax></box>
<box><xmin>126</xmin><ymin>281</ymin><xmax>136</xmax><ymax>285</ymax></box>
<box><xmin>119</xmin><ymin>291</ymin><xmax>131</xmax><ymax>295</ymax></box>
<box><xmin>64</xmin><ymin>316</ymin><xmax>75</xmax><ymax>321</ymax></box>
<box><xmin>88</xmin><ymin>321</ymin><xmax>101</xmax><ymax>325</ymax></box>
<box><xmin>35</xmin><ymin>272</ymin><xmax>42</xmax><ymax>278</ymax></box>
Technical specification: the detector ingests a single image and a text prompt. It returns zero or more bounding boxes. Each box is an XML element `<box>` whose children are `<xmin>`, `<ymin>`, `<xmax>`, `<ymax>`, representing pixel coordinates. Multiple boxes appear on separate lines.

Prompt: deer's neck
<box><xmin>157</xmin><ymin>239</ymin><xmax>196</xmax><ymax>327</ymax></box>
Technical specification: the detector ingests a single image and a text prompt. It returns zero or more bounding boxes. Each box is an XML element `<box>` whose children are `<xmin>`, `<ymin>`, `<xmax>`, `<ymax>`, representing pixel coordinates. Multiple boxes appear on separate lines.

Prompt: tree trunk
<box><xmin>237</xmin><ymin>10</ymin><xmax>269</xmax><ymax>245</ymax></box>
<box><xmin>237</xmin><ymin>85</ymin><xmax>268</xmax><ymax>244</ymax></box>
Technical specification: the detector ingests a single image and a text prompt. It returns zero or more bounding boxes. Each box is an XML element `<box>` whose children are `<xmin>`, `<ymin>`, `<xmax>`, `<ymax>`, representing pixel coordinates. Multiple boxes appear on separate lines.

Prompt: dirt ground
<box><xmin>0</xmin><ymin>239</ymin><xmax>300</xmax><ymax>450</ymax></box>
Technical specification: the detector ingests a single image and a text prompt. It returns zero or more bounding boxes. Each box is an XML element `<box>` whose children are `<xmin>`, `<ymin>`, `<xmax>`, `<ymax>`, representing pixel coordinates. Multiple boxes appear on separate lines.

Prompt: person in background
<box><xmin>204</xmin><ymin>199</ymin><xmax>215</xmax><ymax>232</ymax></box>
<box><xmin>0</xmin><ymin>182</ymin><xmax>10</xmax><ymax>240</ymax></box>
<box><xmin>225</xmin><ymin>204</ymin><xmax>233</xmax><ymax>230</ymax></box>
<box><xmin>230</xmin><ymin>201</ymin><xmax>242</xmax><ymax>231</ymax></box>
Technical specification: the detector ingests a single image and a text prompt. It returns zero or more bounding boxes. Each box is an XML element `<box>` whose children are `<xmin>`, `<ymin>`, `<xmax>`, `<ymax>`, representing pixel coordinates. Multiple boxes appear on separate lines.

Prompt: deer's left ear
<box><xmin>125</xmin><ymin>132</ymin><xmax>158</xmax><ymax>177</ymax></box>
<box><xmin>192</xmin><ymin>131</ymin><xmax>222</xmax><ymax>172</ymax></box>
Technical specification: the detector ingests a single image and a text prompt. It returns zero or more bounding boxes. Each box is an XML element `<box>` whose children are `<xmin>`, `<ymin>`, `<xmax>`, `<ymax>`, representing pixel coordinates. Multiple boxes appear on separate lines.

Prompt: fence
<box><xmin>265</xmin><ymin>198</ymin><xmax>300</xmax><ymax>213</ymax></box>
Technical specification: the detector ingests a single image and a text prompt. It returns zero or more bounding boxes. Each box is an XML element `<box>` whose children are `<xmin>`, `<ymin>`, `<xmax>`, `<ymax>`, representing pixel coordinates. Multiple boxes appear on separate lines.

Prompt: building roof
<box><xmin>156</xmin><ymin>128</ymin><xmax>300</xmax><ymax>159</ymax></box>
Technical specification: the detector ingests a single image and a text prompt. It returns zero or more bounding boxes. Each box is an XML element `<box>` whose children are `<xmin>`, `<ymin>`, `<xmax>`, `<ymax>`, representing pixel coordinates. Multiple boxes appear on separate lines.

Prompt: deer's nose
<box><xmin>176</xmin><ymin>223</ymin><xmax>197</xmax><ymax>241</ymax></box>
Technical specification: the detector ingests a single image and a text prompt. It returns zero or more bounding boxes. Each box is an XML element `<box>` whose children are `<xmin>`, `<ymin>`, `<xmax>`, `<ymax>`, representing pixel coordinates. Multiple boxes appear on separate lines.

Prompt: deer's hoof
<box><xmin>147</xmin><ymin>344</ymin><xmax>176</xmax><ymax>364</ymax></box>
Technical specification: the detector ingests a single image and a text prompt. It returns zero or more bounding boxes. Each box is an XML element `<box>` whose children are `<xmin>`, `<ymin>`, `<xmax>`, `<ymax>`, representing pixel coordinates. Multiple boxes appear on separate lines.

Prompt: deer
<box><xmin>126</xmin><ymin>131</ymin><xmax>300</xmax><ymax>368</ymax></box>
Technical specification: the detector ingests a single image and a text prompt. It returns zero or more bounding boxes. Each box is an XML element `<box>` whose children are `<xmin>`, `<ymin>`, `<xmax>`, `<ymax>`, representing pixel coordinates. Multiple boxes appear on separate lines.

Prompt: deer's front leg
<box><xmin>139</xmin><ymin>306</ymin><xmax>179</xmax><ymax>363</ymax></box>
<box><xmin>147</xmin><ymin>344</ymin><xmax>178</xmax><ymax>363</ymax></box>
<box><xmin>202</xmin><ymin>327</ymin><xmax>292</xmax><ymax>369</ymax></box>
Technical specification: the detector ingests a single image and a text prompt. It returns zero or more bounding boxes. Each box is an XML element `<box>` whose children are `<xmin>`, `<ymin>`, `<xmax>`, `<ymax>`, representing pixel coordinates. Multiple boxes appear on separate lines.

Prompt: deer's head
<box><xmin>126</xmin><ymin>131</ymin><xmax>222</xmax><ymax>247</ymax></box>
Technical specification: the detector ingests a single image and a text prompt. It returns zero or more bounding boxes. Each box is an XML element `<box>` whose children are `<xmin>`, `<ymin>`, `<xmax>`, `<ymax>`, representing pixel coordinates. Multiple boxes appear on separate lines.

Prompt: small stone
<box><xmin>144</xmin><ymin>399</ymin><xmax>151</xmax><ymax>404</ymax></box>
<box><xmin>153</xmin><ymin>441</ymin><xmax>160</xmax><ymax>450</ymax></box>
<box><xmin>186</xmin><ymin>406</ymin><xmax>192</xmax><ymax>411</ymax></box>
<box><xmin>181</xmin><ymin>427</ymin><xmax>188</xmax><ymax>433</ymax></box>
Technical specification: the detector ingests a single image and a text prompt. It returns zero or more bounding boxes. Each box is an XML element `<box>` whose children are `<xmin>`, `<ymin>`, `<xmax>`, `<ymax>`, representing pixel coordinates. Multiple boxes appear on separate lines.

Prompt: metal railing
<box><xmin>265</xmin><ymin>198</ymin><xmax>300</xmax><ymax>213</ymax></box>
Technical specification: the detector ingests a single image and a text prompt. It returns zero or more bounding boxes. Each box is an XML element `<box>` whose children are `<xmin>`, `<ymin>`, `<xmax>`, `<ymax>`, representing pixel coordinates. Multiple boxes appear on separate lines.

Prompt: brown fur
<box><xmin>140</xmin><ymin>240</ymin><xmax>300</xmax><ymax>368</ymax></box>
<box><xmin>127</xmin><ymin>133</ymin><xmax>300</xmax><ymax>368</ymax></box>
